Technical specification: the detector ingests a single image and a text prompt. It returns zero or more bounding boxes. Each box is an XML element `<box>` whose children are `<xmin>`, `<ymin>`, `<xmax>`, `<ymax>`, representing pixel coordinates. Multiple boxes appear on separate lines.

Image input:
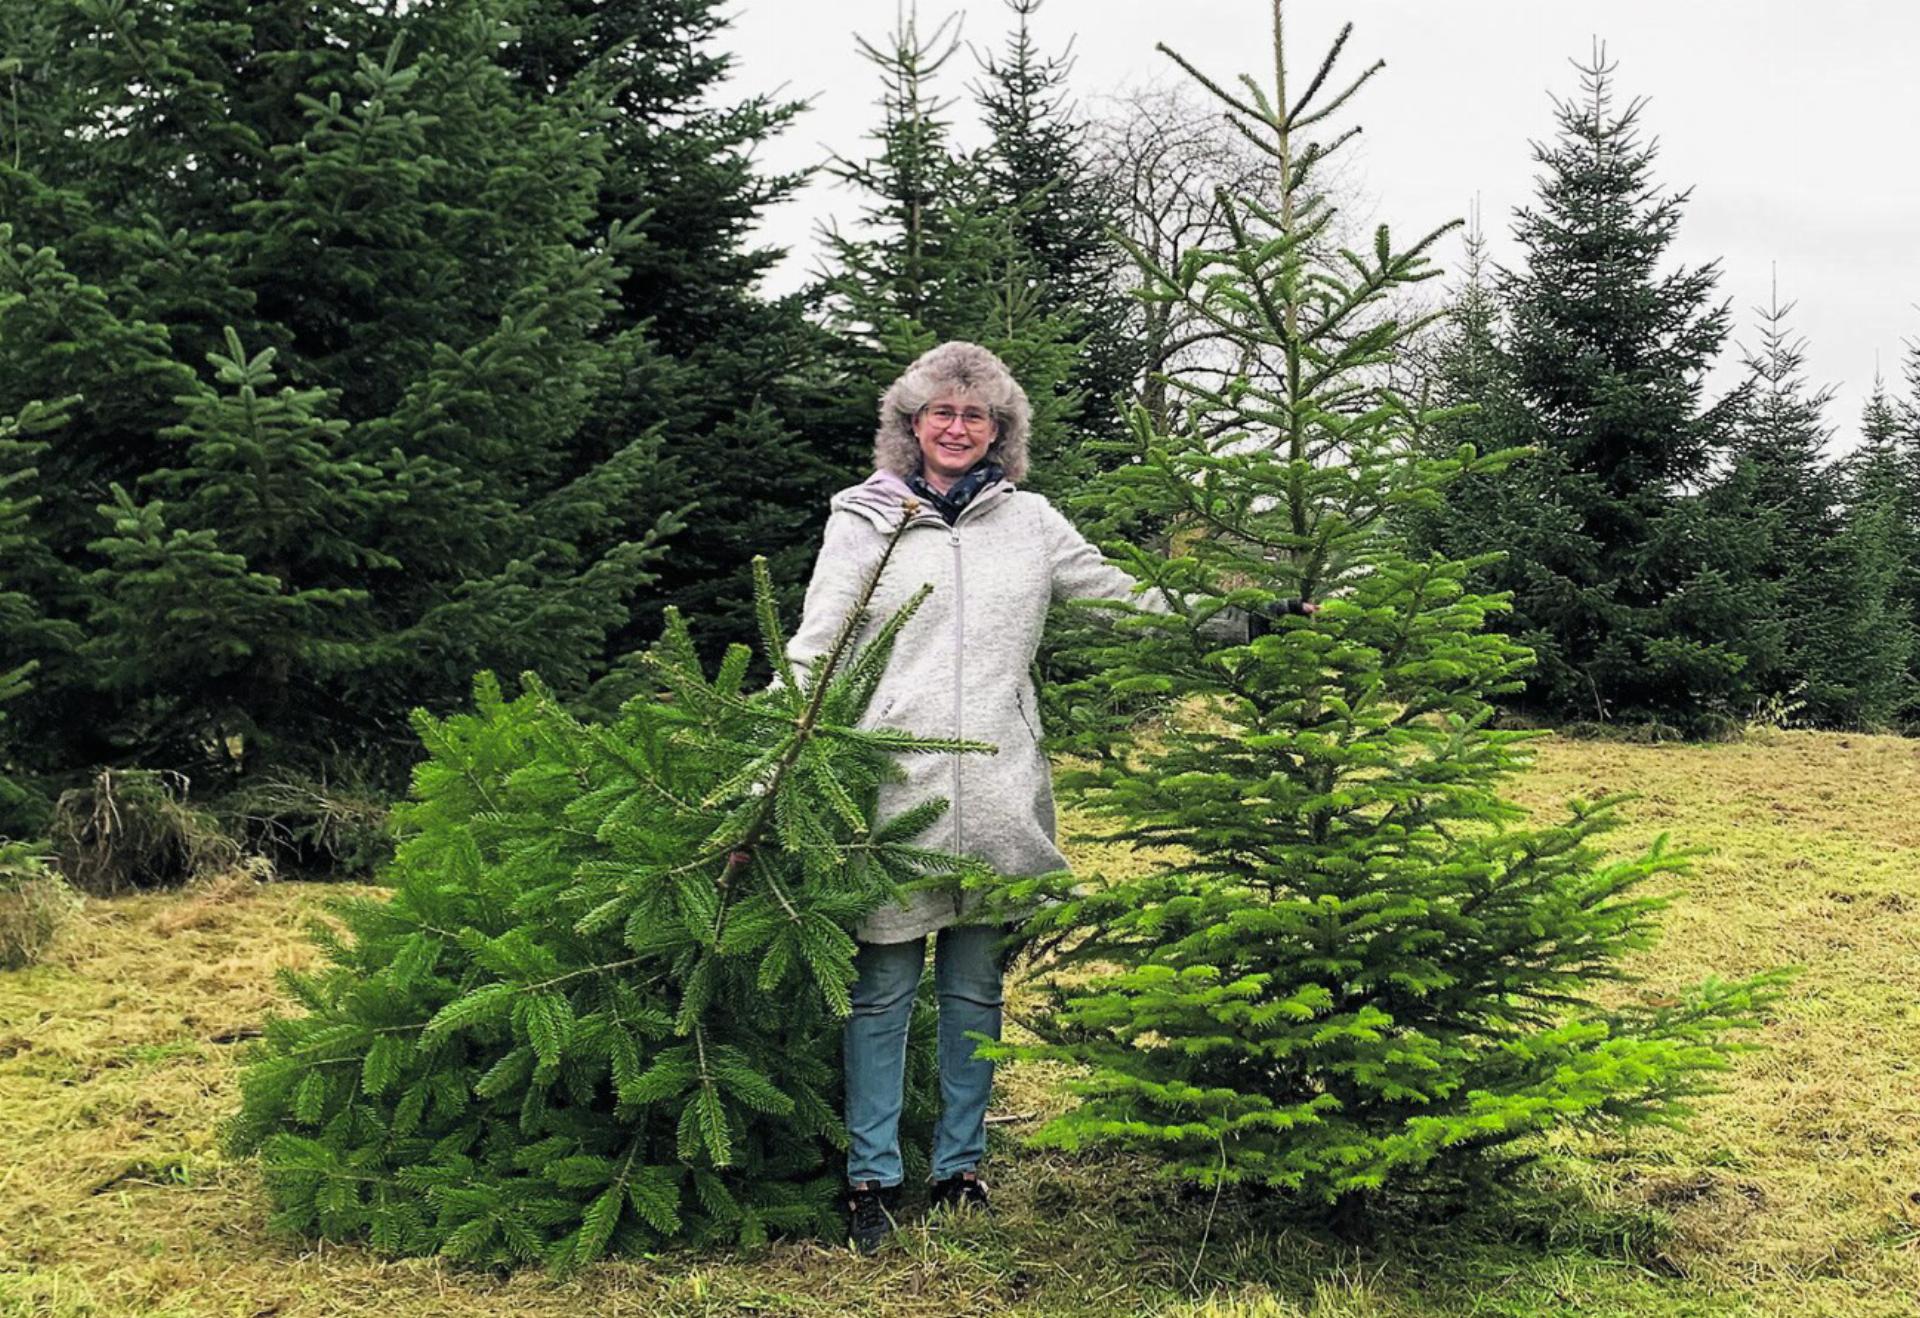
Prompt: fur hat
<box><xmin>873</xmin><ymin>341</ymin><xmax>1031</xmax><ymax>484</ymax></box>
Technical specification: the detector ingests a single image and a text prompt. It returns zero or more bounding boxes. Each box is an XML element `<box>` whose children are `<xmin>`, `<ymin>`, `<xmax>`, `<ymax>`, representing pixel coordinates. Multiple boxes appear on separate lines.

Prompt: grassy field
<box><xmin>2</xmin><ymin>730</ymin><xmax>1917</xmax><ymax>1317</ymax></box>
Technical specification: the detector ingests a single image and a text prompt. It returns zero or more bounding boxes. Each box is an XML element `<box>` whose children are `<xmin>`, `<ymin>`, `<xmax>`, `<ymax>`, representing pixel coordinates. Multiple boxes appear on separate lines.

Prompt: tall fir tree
<box><xmin>1895</xmin><ymin>341</ymin><xmax>1920</xmax><ymax>694</ymax></box>
<box><xmin>498</xmin><ymin>0</ymin><xmax>861</xmax><ymax>655</ymax></box>
<box><xmin>1703</xmin><ymin>285</ymin><xmax>1849</xmax><ymax>720</ymax></box>
<box><xmin>1828</xmin><ymin>378</ymin><xmax>1920</xmax><ymax>727</ymax></box>
<box><xmin>1479</xmin><ymin>47</ymin><xmax>1764</xmax><ymax>733</ymax></box>
<box><xmin>986</xmin><ymin>3</ymin><xmax>1781</xmax><ymax>1219</ymax></box>
<box><xmin>1900</xmin><ymin>340</ymin><xmax>1920</xmax><ymax>451</ymax></box>
<box><xmin>972</xmin><ymin>0</ymin><xmax>1139</xmax><ymax>442</ymax></box>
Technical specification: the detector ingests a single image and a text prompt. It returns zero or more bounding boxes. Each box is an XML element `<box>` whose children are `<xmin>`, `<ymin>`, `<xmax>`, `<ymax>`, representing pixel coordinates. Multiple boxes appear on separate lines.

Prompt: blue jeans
<box><xmin>843</xmin><ymin>924</ymin><xmax>1007</xmax><ymax>1186</ymax></box>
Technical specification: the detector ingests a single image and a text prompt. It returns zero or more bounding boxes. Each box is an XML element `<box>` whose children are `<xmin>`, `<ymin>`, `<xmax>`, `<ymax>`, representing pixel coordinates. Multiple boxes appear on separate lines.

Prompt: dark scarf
<box><xmin>908</xmin><ymin>460</ymin><xmax>1006</xmax><ymax>526</ymax></box>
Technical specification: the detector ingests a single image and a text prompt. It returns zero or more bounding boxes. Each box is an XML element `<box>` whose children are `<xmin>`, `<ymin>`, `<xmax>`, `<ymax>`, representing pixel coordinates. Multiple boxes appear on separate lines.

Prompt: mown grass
<box><xmin>1</xmin><ymin>730</ymin><xmax>1916</xmax><ymax>1316</ymax></box>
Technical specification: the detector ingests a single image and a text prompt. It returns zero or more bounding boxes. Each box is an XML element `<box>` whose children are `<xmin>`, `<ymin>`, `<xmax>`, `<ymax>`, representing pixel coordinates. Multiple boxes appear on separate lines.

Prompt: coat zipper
<box><xmin>893</xmin><ymin>484</ymin><xmax>1009</xmax><ymax>920</ymax></box>
<box><xmin>949</xmin><ymin>523</ymin><xmax>965</xmax><ymax>913</ymax></box>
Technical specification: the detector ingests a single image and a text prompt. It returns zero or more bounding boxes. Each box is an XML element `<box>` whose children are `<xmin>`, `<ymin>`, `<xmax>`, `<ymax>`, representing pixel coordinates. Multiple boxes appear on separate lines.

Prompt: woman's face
<box><xmin>912</xmin><ymin>393</ymin><xmax>997</xmax><ymax>489</ymax></box>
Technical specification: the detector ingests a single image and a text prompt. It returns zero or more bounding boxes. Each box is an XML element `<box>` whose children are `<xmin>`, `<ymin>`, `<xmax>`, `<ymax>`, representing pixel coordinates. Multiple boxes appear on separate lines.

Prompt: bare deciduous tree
<box><xmin>1087</xmin><ymin>78</ymin><xmax>1383</xmax><ymax>435</ymax></box>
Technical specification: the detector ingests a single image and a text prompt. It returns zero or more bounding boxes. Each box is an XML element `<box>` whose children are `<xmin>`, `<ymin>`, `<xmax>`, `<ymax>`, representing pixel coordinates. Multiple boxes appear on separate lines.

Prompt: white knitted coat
<box><xmin>787</xmin><ymin>470</ymin><xmax>1233</xmax><ymax>944</ymax></box>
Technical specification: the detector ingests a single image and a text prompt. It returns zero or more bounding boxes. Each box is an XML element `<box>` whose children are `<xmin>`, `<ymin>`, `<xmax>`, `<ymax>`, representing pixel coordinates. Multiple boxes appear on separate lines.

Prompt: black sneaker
<box><xmin>928</xmin><ymin>1170</ymin><xmax>989</xmax><ymax>1214</ymax></box>
<box><xmin>845</xmin><ymin>1181</ymin><xmax>897</xmax><ymax>1253</ymax></box>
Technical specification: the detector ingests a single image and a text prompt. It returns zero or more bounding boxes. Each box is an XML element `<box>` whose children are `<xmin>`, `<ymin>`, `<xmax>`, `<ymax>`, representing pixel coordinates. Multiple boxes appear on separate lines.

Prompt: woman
<box><xmin>785</xmin><ymin>342</ymin><xmax>1314</xmax><ymax>1252</ymax></box>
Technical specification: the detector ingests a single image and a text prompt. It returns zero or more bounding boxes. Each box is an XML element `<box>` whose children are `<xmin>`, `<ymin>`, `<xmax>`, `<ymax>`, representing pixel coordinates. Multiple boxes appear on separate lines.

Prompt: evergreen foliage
<box><xmin>971</xmin><ymin>0</ymin><xmax>1140</xmax><ymax>453</ymax></box>
<box><xmin>1441</xmin><ymin>48</ymin><xmax>1763</xmax><ymax>733</ymax></box>
<box><xmin>0</xmin><ymin>393</ymin><xmax>79</xmax><ymax>836</ymax></box>
<box><xmin>498</xmin><ymin>0</ymin><xmax>860</xmax><ymax>654</ymax></box>
<box><xmin>985</xmin><ymin>5</ymin><xmax>1784</xmax><ymax>1216</ymax></box>
<box><xmin>230</xmin><ymin>546</ymin><xmax>974</xmax><ymax>1268</ymax></box>
<box><xmin>0</xmin><ymin>0</ymin><xmax>828</xmax><ymax>800</ymax></box>
<box><xmin>1829</xmin><ymin>377</ymin><xmax>1920</xmax><ymax>727</ymax></box>
<box><xmin>81</xmin><ymin>330</ymin><xmax>389</xmax><ymax>772</ymax></box>
<box><xmin>1892</xmin><ymin>345</ymin><xmax>1920</xmax><ymax>709</ymax></box>
<box><xmin>1704</xmin><ymin>289</ymin><xmax>1857</xmax><ymax>724</ymax></box>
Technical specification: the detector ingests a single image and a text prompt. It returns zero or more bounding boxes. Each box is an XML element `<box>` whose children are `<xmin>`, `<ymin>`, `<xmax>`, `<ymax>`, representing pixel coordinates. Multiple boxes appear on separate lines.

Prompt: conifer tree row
<box><xmin>1409</xmin><ymin>221</ymin><xmax>1920</xmax><ymax>733</ymax></box>
<box><xmin>230</xmin><ymin>539</ymin><xmax>974</xmax><ymax>1268</ymax></box>
<box><xmin>986</xmin><ymin>2</ymin><xmax>1784</xmax><ymax>1219</ymax></box>
<box><xmin>0</xmin><ymin>0</ymin><xmax>830</xmax><ymax>820</ymax></box>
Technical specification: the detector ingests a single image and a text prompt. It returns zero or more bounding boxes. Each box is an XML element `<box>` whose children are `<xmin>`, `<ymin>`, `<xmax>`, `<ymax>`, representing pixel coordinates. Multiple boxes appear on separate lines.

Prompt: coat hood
<box><xmin>829</xmin><ymin>470</ymin><xmax>918</xmax><ymax>530</ymax></box>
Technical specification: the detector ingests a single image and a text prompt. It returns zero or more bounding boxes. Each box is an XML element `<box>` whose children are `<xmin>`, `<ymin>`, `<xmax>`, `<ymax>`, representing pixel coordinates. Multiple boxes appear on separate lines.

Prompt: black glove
<box><xmin>1247</xmin><ymin>597</ymin><xmax>1313</xmax><ymax>640</ymax></box>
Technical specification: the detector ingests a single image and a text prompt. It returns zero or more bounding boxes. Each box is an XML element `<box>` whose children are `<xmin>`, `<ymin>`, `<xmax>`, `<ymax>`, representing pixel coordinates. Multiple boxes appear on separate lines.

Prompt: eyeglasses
<box><xmin>918</xmin><ymin>404</ymin><xmax>995</xmax><ymax>433</ymax></box>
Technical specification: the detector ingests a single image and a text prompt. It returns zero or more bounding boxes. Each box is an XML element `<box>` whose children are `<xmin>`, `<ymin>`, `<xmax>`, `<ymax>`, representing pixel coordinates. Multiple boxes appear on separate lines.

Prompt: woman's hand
<box><xmin>1246</xmin><ymin>596</ymin><xmax>1318</xmax><ymax>639</ymax></box>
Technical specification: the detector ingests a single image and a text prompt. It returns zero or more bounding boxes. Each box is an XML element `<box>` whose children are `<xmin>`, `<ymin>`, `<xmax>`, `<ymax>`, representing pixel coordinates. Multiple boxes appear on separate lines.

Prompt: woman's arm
<box><xmin>1041</xmin><ymin>501</ymin><xmax>1164</xmax><ymax>609</ymax></box>
<box><xmin>1039</xmin><ymin>501</ymin><xmax>1309</xmax><ymax>634</ymax></box>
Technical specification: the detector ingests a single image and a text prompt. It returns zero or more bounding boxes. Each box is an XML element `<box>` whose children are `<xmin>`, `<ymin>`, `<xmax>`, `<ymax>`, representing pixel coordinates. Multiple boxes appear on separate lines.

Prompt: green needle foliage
<box><xmin>0</xmin><ymin>0</ymin><xmax>821</xmax><ymax>793</ymax></box>
<box><xmin>0</xmin><ymin>393</ymin><xmax>79</xmax><ymax>836</ymax></box>
<box><xmin>230</xmin><ymin>538</ymin><xmax>982</xmax><ymax>1271</ymax></box>
<box><xmin>986</xmin><ymin>2</ymin><xmax>1787</xmax><ymax>1222</ymax></box>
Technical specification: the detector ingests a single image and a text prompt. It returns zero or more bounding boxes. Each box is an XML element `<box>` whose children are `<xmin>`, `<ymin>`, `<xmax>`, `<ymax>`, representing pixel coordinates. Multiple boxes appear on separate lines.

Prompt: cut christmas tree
<box><xmin>229</xmin><ymin>533</ymin><xmax>979</xmax><ymax>1270</ymax></box>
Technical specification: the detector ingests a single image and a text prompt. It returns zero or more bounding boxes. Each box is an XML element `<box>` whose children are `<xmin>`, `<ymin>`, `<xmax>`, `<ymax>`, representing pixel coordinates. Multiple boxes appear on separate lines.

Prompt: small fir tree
<box><xmin>105</xmin><ymin>330</ymin><xmax>395</xmax><ymax>772</ymax></box>
<box><xmin>231</xmin><ymin>544</ymin><xmax>970</xmax><ymax>1268</ymax></box>
<box><xmin>1703</xmin><ymin>286</ymin><xmax>1851</xmax><ymax>719</ymax></box>
<box><xmin>985</xmin><ymin>2</ymin><xmax>1783</xmax><ymax>1221</ymax></box>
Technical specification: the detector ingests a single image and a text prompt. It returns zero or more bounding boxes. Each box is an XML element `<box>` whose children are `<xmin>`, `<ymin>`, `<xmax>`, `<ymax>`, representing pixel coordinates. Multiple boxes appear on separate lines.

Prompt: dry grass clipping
<box><xmin>144</xmin><ymin>857</ymin><xmax>275</xmax><ymax>938</ymax></box>
<box><xmin>50</xmin><ymin>768</ymin><xmax>242</xmax><ymax>896</ymax></box>
<box><xmin>1504</xmin><ymin>731</ymin><xmax>1920</xmax><ymax>1307</ymax></box>
<box><xmin>0</xmin><ymin>844</ymin><xmax>81</xmax><ymax>971</ymax></box>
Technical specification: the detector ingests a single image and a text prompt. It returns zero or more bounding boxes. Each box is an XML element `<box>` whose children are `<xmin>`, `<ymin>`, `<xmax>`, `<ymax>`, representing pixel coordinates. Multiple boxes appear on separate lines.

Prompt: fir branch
<box><xmin>708</xmin><ymin>515</ymin><xmax>917</xmax><ymax>894</ymax></box>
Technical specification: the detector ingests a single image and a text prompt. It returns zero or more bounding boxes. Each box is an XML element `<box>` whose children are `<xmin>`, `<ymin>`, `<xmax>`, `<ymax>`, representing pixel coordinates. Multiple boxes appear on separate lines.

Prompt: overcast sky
<box><xmin>716</xmin><ymin>0</ymin><xmax>1920</xmax><ymax>453</ymax></box>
